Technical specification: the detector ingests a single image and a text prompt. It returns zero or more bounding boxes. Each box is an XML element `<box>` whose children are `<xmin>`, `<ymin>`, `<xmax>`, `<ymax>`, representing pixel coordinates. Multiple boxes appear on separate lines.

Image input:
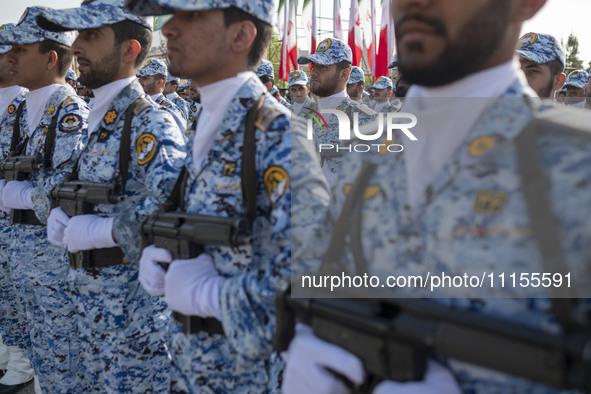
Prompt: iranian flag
<box><xmin>348</xmin><ymin>0</ymin><xmax>362</xmax><ymax>66</ymax></box>
<box><xmin>375</xmin><ymin>0</ymin><xmax>393</xmax><ymax>78</ymax></box>
<box><xmin>279</xmin><ymin>0</ymin><xmax>298</xmax><ymax>80</ymax></box>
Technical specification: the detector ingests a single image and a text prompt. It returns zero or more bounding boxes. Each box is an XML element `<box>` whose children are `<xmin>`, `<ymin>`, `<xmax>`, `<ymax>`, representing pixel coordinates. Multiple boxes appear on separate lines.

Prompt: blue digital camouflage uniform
<box><xmin>256</xmin><ymin>59</ymin><xmax>274</xmax><ymax>79</ymax></box>
<box><xmin>290</xmin><ymin>96</ymin><xmax>315</xmax><ymax>117</ymax></box>
<box><xmin>306</xmin><ymin>77</ymin><xmax>591</xmax><ymax>392</ymax></box>
<box><xmin>564</xmin><ymin>70</ymin><xmax>589</xmax><ymax>89</ymax></box>
<box><xmin>69</xmin><ymin>79</ymin><xmax>185</xmax><ymax>393</ymax></box>
<box><xmin>0</xmin><ymin>88</ymin><xmax>31</xmax><ymax>356</ymax></box>
<box><xmin>368</xmin><ymin>76</ymin><xmax>402</xmax><ymax>113</ymax></box>
<box><xmin>37</xmin><ymin>1</ymin><xmax>185</xmax><ymax>391</ymax></box>
<box><xmin>347</xmin><ymin>66</ymin><xmax>365</xmax><ymax>85</ymax></box>
<box><xmin>11</xmin><ymin>84</ymin><xmax>89</xmax><ymax>393</ymax></box>
<box><xmin>152</xmin><ymin>93</ymin><xmax>187</xmax><ymax>131</ymax></box>
<box><xmin>169</xmin><ymin>74</ymin><xmax>295</xmax><ymax>393</ymax></box>
<box><xmin>186</xmin><ymin>98</ymin><xmax>202</xmax><ymax>126</ymax></box>
<box><xmin>168</xmin><ymin>91</ymin><xmax>190</xmax><ymax>121</ymax></box>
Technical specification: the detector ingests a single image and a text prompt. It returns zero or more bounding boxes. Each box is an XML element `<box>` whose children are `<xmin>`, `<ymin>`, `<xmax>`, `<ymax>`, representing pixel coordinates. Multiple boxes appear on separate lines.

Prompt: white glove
<box><xmin>139</xmin><ymin>245</ymin><xmax>170</xmax><ymax>296</ymax></box>
<box><xmin>372</xmin><ymin>361</ymin><xmax>462</xmax><ymax>394</ymax></box>
<box><xmin>63</xmin><ymin>214</ymin><xmax>117</xmax><ymax>253</ymax></box>
<box><xmin>164</xmin><ymin>254</ymin><xmax>223</xmax><ymax>319</ymax></box>
<box><xmin>0</xmin><ymin>179</ymin><xmax>9</xmax><ymax>213</ymax></box>
<box><xmin>1</xmin><ymin>180</ymin><xmax>34</xmax><ymax>210</ymax></box>
<box><xmin>282</xmin><ymin>324</ymin><xmax>365</xmax><ymax>394</ymax></box>
<box><xmin>47</xmin><ymin>207</ymin><xmax>70</xmax><ymax>247</ymax></box>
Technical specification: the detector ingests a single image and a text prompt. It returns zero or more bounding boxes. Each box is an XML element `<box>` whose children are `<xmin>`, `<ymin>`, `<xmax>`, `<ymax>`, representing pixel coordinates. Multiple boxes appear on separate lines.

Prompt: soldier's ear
<box><xmin>228</xmin><ymin>20</ymin><xmax>257</xmax><ymax>55</ymax></box>
<box><xmin>45</xmin><ymin>50</ymin><xmax>59</xmax><ymax>73</ymax></box>
<box><xmin>121</xmin><ymin>39</ymin><xmax>142</xmax><ymax>66</ymax></box>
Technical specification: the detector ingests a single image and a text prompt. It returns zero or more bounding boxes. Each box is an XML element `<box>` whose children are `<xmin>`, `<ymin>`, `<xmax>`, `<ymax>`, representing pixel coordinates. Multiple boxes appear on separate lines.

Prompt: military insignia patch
<box><xmin>519</xmin><ymin>33</ymin><xmax>538</xmax><ymax>47</ymax></box>
<box><xmin>317</xmin><ymin>38</ymin><xmax>332</xmax><ymax>52</ymax></box>
<box><xmin>59</xmin><ymin>114</ymin><xmax>83</xmax><ymax>132</ymax></box>
<box><xmin>571</xmin><ymin>71</ymin><xmax>580</xmax><ymax>79</ymax></box>
<box><xmin>46</xmin><ymin>105</ymin><xmax>55</xmax><ymax>115</ymax></box>
<box><xmin>223</xmin><ymin>162</ymin><xmax>237</xmax><ymax>176</ymax></box>
<box><xmin>474</xmin><ymin>190</ymin><xmax>507</xmax><ymax>215</ymax></box>
<box><xmin>255</xmin><ymin>105</ymin><xmax>282</xmax><ymax>131</ymax></box>
<box><xmin>143</xmin><ymin>59</ymin><xmax>152</xmax><ymax>68</ymax></box>
<box><xmin>97</xmin><ymin>128</ymin><xmax>110</xmax><ymax>142</ymax></box>
<box><xmin>0</xmin><ymin>24</ymin><xmax>7</xmax><ymax>31</ymax></box>
<box><xmin>104</xmin><ymin>110</ymin><xmax>117</xmax><ymax>124</ymax></box>
<box><xmin>264</xmin><ymin>166</ymin><xmax>289</xmax><ymax>207</ymax></box>
<box><xmin>291</xmin><ymin>71</ymin><xmax>301</xmax><ymax>79</ymax></box>
<box><xmin>137</xmin><ymin>133</ymin><xmax>157</xmax><ymax>165</ymax></box>
<box><xmin>344</xmin><ymin>184</ymin><xmax>381</xmax><ymax>200</ymax></box>
<box><xmin>7</xmin><ymin>104</ymin><xmax>15</xmax><ymax>114</ymax></box>
<box><xmin>468</xmin><ymin>136</ymin><xmax>496</xmax><ymax>157</ymax></box>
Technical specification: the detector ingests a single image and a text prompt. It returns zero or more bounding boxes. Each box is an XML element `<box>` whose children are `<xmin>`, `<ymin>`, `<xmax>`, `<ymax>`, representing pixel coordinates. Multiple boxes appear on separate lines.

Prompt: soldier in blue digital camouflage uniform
<box><xmin>346</xmin><ymin>65</ymin><xmax>366</xmax><ymax>103</ymax></box>
<box><xmin>38</xmin><ymin>0</ymin><xmax>186</xmax><ymax>392</ymax></box>
<box><xmin>284</xmin><ymin>0</ymin><xmax>591</xmax><ymax>393</ymax></box>
<box><xmin>0</xmin><ymin>8</ymin><xmax>89</xmax><ymax>393</ymax></box>
<box><xmin>164</xmin><ymin>71</ymin><xmax>191</xmax><ymax>121</ymax></box>
<box><xmin>126</xmin><ymin>0</ymin><xmax>328</xmax><ymax>392</ymax></box>
<box><xmin>563</xmin><ymin>70</ymin><xmax>588</xmax><ymax>108</ymax></box>
<box><xmin>137</xmin><ymin>57</ymin><xmax>187</xmax><ymax>130</ymax></box>
<box><xmin>517</xmin><ymin>32</ymin><xmax>566</xmax><ymax>98</ymax></box>
<box><xmin>0</xmin><ymin>23</ymin><xmax>36</xmax><ymax>393</ymax></box>
<box><xmin>297</xmin><ymin>37</ymin><xmax>377</xmax><ymax>186</ymax></box>
<box><xmin>367</xmin><ymin>76</ymin><xmax>402</xmax><ymax>112</ymax></box>
<box><xmin>185</xmin><ymin>80</ymin><xmax>202</xmax><ymax>127</ymax></box>
<box><xmin>287</xmin><ymin>70</ymin><xmax>314</xmax><ymax>117</ymax></box>
<box><xmin>256</xmin><ymin>58</ymin><xmax>275</xmax><ymax>92</ymax></box>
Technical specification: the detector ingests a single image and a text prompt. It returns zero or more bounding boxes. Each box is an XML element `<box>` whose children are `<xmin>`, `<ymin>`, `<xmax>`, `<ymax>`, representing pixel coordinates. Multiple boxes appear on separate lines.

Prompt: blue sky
<box><xmin>2</xmin><ymin>0</ymin><xmax>590</xmax><ymax>66</ymax></box>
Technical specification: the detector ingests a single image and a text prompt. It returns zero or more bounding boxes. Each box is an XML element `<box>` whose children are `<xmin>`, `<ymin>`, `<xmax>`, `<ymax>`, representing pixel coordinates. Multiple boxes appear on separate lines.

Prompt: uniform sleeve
<box><xmin>112</xmin><ymin>108</ymin><xmax>186</xmax><ymax>263</ymax></box>
<box><xmin>218</xmin><ymin>113</ymin><xmax>331</xmax><ymax>365</ymax></box>
<box><xmin>31</xmin><ymin>100</ymin><xmax>89</xmax><ymax>223</ymax></box>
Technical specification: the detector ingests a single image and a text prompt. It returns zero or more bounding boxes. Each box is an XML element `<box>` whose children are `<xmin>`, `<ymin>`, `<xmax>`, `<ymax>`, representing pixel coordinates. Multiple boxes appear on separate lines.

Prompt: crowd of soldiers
<box><xmin>1</xmin><ymin>0</ymin><xmax>591</xmax><ymax>393</ymax></box>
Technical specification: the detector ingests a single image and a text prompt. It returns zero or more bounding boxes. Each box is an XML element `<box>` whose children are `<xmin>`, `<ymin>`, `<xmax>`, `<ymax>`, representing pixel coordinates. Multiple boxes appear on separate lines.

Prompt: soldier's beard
<box><xmin>77</xmin><ymin>46</ymin><xmax>122</xmax><ymax>89</ymax></box>
<box><xmin>311</xmin><ymin>78</ymin><xmax>341</xmax><ymax>98</ymax></box>
<box><xmin>396</xmin><ymin>0</ymin><xmax>511</xmax><ymax>87</ymax></box>
<box><xmin>538</xmin><ymin>78</ymin><xmax>555</xmax><ymax>98</ymax></box>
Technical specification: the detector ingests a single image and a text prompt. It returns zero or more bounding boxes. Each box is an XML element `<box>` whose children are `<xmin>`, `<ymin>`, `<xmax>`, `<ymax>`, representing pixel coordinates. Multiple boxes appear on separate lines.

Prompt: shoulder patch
<box><xmin>59</xmin><ymin>114</ymin><xmax>83</xmax><ymax>133</ymax></box>
<box><xmin>264</xmin><ymin>166</ymin><xmax>289</xmax><ymax>208</ymax></box>
<box><xmin>255</xmin><ymin>105</ymin><xmax>283</xmax><ymax>131</ymax></box>
<box><xmin>46</xmin><ymin>105</ymin><xmax>56</xmax><ymax>115</ymax></box>
<box><xmin>136</xmin><ymin>133</ymin><xmax>157</xmax><ymax>165</ymax></box>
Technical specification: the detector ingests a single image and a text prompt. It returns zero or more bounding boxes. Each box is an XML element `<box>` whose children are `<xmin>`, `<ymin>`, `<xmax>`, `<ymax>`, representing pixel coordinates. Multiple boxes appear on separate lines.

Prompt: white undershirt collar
<box><xmin>24</xmin><ymin>84</ymin><xmax>61</xmax><ymax>132</ymax></box>
<box><xmin>0</xmin><ymin>86</ymin><xmax>26</xmax><ymax>121</ymax></box>
<box><xmin>87</xmin><ymin>76</ymin><xmax>136</xmax><ymax>135</ymax></box>
<box><xmin>318</xmin><ymin>89</ymin><xmax>348</xmax><ymax>111</ymax></box>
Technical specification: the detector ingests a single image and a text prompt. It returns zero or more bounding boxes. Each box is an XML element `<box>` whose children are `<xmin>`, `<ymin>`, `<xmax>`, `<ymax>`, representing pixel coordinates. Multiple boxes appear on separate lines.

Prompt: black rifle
<box><xmin>0</xmin><ymin>156</ymin><xmax>42</xmax><ymax>182</ymax></box>
<box><xmin>275</xmin><ymin>285</ymin><xmax>591</xmax><ymax>393</ymax></box>
<box><xmin>140</xmin><ymin>211</ymin><xmax>251</xmax><ymax>268</ymax></box>
<box><xmin>50</xmin><ymin>181</ymin><xmax>124</xmax><ymax>217</ymax></box>
<box><xmin>50</xmin><ymin>181</ymin><xmax>126</xmax><ymax>269</ymax></box>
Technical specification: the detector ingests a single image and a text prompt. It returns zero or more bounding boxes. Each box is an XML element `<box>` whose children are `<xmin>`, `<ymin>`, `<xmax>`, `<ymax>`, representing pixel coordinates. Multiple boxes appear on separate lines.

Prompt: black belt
<box><xmin>68</xmin><ymin>247</ymin><xmax>128</xmax><ymax>270</ymax></box>
<box><xmin>172</xmin><ymin>312</ymin><xmax>225</xmax><ymax>335</ymax></box>
<box><xmin>11</xmin><ymin>209</ymin><xmax>42</xmax><ymax>226</ymax></box>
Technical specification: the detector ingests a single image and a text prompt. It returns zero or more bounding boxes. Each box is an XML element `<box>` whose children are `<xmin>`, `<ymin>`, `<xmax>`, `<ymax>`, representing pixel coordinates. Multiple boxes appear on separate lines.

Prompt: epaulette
<box><xmin>255</xmin><ymin>103</ymin><xmax>284</xmax><ymax>131</ymax></box>
<box><xmin>350</xmin><ymin>100</ymin><xmax>377</xmax><ymax>116</ymax></box>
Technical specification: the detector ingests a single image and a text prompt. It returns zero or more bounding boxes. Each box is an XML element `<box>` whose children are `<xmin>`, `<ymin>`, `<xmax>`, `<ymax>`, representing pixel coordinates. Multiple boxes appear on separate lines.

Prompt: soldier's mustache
<box><xmin>395</xmin><ymin>14</ymin><xmax>447</xmax><ymax>37</ymax></box>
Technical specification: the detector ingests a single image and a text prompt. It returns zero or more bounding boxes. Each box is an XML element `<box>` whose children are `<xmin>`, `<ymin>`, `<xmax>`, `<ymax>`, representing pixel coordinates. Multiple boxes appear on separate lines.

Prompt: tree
<box><xmin>564</xmin><ymin>33</ymin><xmax>584</xmax><ymax>71</ymax></box>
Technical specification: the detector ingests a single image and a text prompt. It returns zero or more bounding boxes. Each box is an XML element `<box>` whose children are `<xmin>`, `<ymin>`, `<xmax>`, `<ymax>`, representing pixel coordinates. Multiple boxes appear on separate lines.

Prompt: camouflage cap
<box><xmin>288</xmin><ymin>70</ymin><xmax>308</xmax><ymax>87</ymax></box>
<box><xmin>137</xmin><ymin>58</ymin><xmax>168</xmax><ymax>77</ymax></box>
<box><xmin>564</xmin><ymin>70</ymin><xmax>589</xmax><ymax>89</ymax></box>
<box><xmin>256</xmin><ymin>59</ymin><xmax>274</xmax><ymax>78</ymax></box>
<box><xmin>348</xmin><ymin>66</ymin><xmax>364</xmax><ymax>84</ymax></box>
<box><xmin>36</xmin><ymin>0</ymin><xmax>152</xmax><ymax>33</ymax></box>
<box><xmin>371</xmin><ymin>76</ymin><xmax>393</xmax><ymax>90</ymax></box>
<box><xmin>387</xmin><ymin>54</ymin><xmax>398</xmax><ymax>69</ymax></box>
<box><xmin>167</xmin><ymin>72</ymin><xmax>180</xmax><ymax>84</ymax></box>
<box><xmin>0</xmin><ymin>7</ymin><xmax>75</xmax><ymax>47</ymax></box>
<box><xmin>124</xmin><ymin>0</ymin><xmax>277</xmax><ymax>26</ymax></box>
<box><xmin>298</xmin><ymin>38</ymin><xmax>352</xmax><ymax>66</ymax></box>
<box><xmin>177</xmin><ymin>79</ymin><xmax>191</xmax><ymax>93</ymax></box>
<box><xmin>0</xmin><ymin>24</ymin><xmax>15</xmax><ymax>54</ymax></box>
<box><xmin>65</xmin><ymin>69</ymin><xmax>77</xmax><ymax>80</ymax></box>
<box><xmin>517</xmin><ymin>32</ymin><xmax>566</xmax><ymax>68</ymax></box>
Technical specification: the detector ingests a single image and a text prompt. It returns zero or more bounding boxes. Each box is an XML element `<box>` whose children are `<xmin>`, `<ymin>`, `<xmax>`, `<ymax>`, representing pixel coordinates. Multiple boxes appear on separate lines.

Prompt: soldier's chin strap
<box><xmin>516</xmin><ymin>107</ymin><xmax>588</xmax><ymax>333</ymax></box>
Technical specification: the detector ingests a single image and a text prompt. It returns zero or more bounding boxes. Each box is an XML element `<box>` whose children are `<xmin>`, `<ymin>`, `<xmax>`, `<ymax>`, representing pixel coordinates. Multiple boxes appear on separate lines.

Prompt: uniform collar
<box><xmin>0</xmin><ymin>86</ymin><xmax>26</xmax><ymax>122</ymax></box>
<box><xmin>88</xmin><ymin>76</ymin><xmax>136</xmax><ymax>135</ymax></box>
<box><xmin>318</xmin><ymin>89</ymin><xmax>348</xmax><ymax>111</ymax></box>
<box><xmin>25</xmin><ymin>84</ymin><xmax>62</xmax><ymax>132</ymax></box>
<box><xmin>200</xmin><ymin>71</ymin><xmax>255</xmax><ymax>114</ymax></box>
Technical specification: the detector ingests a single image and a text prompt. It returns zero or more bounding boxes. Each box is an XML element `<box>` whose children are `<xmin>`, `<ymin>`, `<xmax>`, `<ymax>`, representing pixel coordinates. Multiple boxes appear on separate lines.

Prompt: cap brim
<box><xmin>125</xmin><ymin>0</ymin><xmax>177</xmax><ymax>16</ymax></box>
<box><xmin>0</xmin><ymin>27</ymin><xmax>52</xmax><ymax>46</ymax></box>
<box><xmin>38</xmin><ymin>6</ymin><xmax>151</xmax><ymax>32</ymax></box>
<box><xmin>516</xmin><ymin>49</ymin><xmax>548</xmax><ymax>65</ymax></box>
<box><xmin>564</xmin><ymin>82</ymin><xmax>585</xmax><ymax>89</ymax></box>
<box><xmin>0</xmin><ymin>45</ymin><xmax>10</xmax><ymax>54</ymax></box>
<box><xmin>297</xmin><ymin>54</ymin><xmax>347</xmax><ymax>66</ymax></box>
<box><xmin>289</xmin><ymin>81</ymin><xmax>307</xmax><ymax>87</ymax></box>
